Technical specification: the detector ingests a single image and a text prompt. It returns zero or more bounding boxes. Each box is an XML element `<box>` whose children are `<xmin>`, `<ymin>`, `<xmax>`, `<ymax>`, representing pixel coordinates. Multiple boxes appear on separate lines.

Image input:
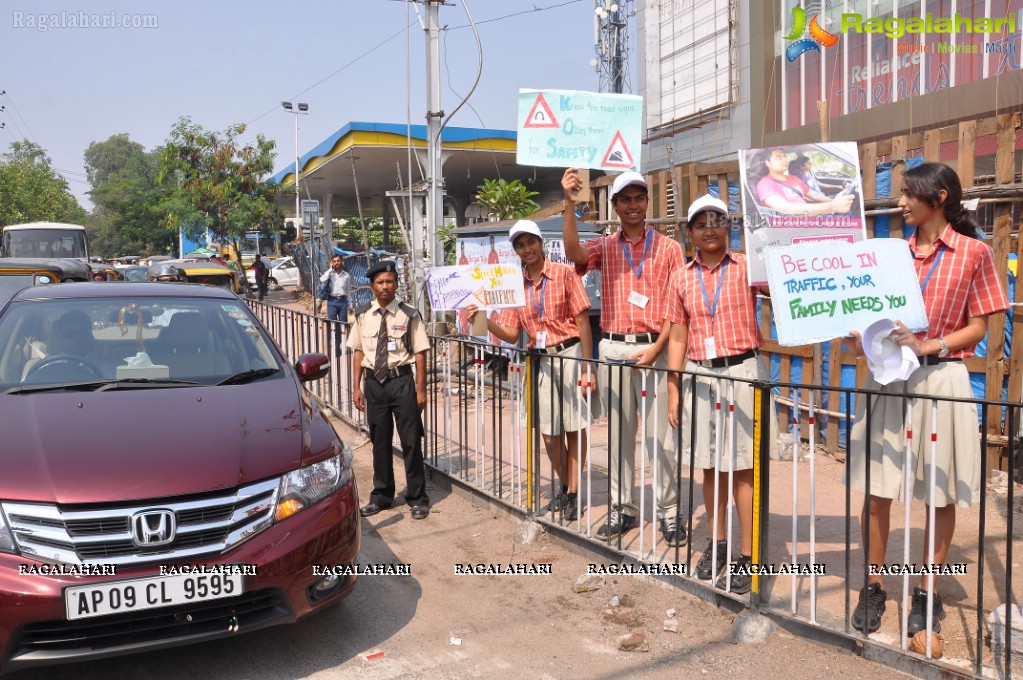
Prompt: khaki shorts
<box><xmin>847</xmin><ymin>361</ymin><xmax>980</xmax><ymax>508</ymax></box>
<box><xmin>680</xmin><ymin>354</ymin><xmax>771</xmax><ymax>471</ymax></box>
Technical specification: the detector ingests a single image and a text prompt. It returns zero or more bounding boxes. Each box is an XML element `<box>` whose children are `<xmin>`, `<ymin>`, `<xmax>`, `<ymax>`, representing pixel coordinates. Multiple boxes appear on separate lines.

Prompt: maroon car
<box><xmin>0</xmin><ymin>282</ymin><xmax>359</xmax><ymax>673</ymax></box>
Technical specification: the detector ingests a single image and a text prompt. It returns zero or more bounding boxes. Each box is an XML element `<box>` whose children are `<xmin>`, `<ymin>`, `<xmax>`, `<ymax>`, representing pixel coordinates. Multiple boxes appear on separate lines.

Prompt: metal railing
<box><xmin>251</xmin><ymin>299</ymin><xmax>1022</xmax><ymax>679</ymax></box>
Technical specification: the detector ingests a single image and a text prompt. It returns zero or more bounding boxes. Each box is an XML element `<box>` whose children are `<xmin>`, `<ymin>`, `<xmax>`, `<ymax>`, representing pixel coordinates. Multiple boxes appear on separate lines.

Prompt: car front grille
<box><xmin>2</xmin><ymin>478</ymin><xmax>279</xmax><ymax>567</ymax></box>
<box><xmin>3</xmin><ymin>588</ymin><xmax>292</xmax><ymax>672</ymax></box>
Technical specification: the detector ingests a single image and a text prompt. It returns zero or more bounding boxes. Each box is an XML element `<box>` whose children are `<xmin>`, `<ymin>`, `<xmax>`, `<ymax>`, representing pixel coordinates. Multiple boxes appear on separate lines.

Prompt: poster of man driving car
<box><xmin>738</xmin><ymin>142</ymin><xmax>867</xmax><ymax>285</ymax></box>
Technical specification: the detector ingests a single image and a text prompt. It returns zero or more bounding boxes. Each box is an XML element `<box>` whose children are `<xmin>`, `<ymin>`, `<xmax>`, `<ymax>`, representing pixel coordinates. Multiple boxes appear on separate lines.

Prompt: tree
<box><xmin>85</xmin><ymin>134</ymin><xmax>173</xmax><ymax>257</ymax></box>
<box><xmin>159</xmin><ymin>117</ymin><xmax>283</xmax><ymax>271</ymax></box>
<box><xmin>474</xmin><ymin>178</ymin><xmax>540</xmax><ymax>220</ymax></box>
<box><xmin>0</xmin><ymin>140</ymin><xmax>86</xmax><ymax>226</ymax></box>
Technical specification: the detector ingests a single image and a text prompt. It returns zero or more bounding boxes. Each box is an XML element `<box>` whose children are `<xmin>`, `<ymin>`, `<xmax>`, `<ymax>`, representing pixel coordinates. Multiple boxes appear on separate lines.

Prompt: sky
<box><xmin>1</xmin><ymin>0</ymin><xmax>605</xmax><ymax>209</ymax></box>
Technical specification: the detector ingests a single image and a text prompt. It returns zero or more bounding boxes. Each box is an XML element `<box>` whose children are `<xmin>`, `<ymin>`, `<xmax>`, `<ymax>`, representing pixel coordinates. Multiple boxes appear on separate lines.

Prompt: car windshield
<box><xmin>0</xmin><ymin>295</ymin><xmax>282</xmax><ymax>389</ymax></box>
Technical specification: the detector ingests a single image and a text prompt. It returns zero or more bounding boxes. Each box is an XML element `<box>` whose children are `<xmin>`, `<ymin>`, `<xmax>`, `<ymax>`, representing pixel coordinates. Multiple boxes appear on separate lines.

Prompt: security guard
<box><xmin>348</xmin><ymin>260</ymin><xmax>431</xmax><ymax>520</ymax></box>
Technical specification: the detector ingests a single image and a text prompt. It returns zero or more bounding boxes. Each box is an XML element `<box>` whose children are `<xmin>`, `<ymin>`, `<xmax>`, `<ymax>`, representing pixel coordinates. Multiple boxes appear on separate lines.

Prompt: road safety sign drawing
<box><xmin>601</xmin><ymin>130</ymin><xmax>635</xmax><ymax>168</ymax></box>
<box><xmin>517</xmin><ymin>89</ymin><xmax>643</xmax><ymax>171</ymax></box>
<box><xmin>523</xmin><ymin>93</ymin><xmax>559</xmax><ymax>128</ymax></box>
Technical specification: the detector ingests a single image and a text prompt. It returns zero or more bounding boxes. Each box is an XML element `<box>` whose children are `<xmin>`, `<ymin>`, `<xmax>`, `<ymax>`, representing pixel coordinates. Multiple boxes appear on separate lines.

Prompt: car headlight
<box><xmin>274</xmin><ymin>443</ymin><xmax>353</xmax><ymax>522</ymax></box>
<box><xmin>0</xmin><ymin>506</ymin><xmax>17</xmax><ymax>555</ymax></box>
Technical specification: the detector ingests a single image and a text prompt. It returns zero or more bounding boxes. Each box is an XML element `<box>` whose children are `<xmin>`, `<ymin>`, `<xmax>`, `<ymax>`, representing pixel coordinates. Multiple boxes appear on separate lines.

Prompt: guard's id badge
<box><xmin>703</xmin><ymin>336</ymin><xmax>718</xmax><ymax>360</ymax></box>
<box><xmin>535</xmin><ymin>331</ymin><xmax>547</xmax><ymax>349</ymax></box>
<box><xmin>627</xmin><ymin>290</ymin><xmax>649</xmax><ymax>309</ymax></box>
<box><xmin>387</xmin><ymin>340</ymin><xmax>398</xmax><ymax>352</ymax></box>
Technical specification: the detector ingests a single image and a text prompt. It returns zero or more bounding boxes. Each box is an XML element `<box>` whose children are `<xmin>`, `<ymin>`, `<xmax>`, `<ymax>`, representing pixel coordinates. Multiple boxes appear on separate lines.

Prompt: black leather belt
<box><xmin>602</xmin><ymin>331</ymin><xmax>659</xmax><ymax>344</ymax></box>
<box><xmin>695</xmin><ymin>349</ymin><xmax>757</xmax><ymax>369</ymax></box>
<box><xmin>367</xmin><ymin>364</ymin><xmax>413</xmax><ymax>381</ymax></box>
<box><xmin>541</xmin><ymin>337</ymin><xmax>579</xmax><ymax>355</ymax></box>
<box><xmin>329</xmin><ymin>295</ymin><xmax>347</xmax><ymax>300</ymax></box>
<box><xmin>919</xmin><ymin>356</ymin><xmax>961</xmax><ymax>367</ymax></box>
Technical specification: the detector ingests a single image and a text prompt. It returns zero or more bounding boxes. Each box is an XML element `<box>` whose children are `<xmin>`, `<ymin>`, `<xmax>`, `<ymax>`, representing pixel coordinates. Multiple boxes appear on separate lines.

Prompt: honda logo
<box><xmin>130</xmin><ymin>510</ymin><xmax>176</xmax><ymax>547</ymax></box>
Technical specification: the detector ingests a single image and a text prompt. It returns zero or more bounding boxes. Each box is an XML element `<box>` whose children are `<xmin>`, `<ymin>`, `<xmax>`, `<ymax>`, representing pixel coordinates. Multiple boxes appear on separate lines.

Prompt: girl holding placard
<box><xmin>845</xmin><ymin>162</ymin><xmax>1008</xmax><ymax>636</ymax></box>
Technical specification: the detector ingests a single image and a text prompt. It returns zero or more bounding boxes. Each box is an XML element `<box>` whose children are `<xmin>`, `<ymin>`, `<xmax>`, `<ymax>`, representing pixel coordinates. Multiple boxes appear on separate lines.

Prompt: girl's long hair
<box><xmin>902</xmin><ymin>162</ymin><xmax>979</xmax><ymax>239</ymax></box>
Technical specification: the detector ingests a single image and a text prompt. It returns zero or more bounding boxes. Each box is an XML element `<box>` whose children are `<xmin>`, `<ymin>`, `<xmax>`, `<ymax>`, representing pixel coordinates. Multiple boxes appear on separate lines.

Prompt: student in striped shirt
<box><xmin>845</xmin><ymin>162</ymin><xmax>1008</xmax><ymax>636</ymax></box>
<box><xmin>468</xmin><ymin>220</ymin><xmax>595</xmax><ymax>521</ymax></box>
<box><xmin>665</xmin><ymin>195</ymin><xmax>768</xmax><ymax>594</ymax></box>
<box><xmin>561</xmin><ymin>168</ymin><xmax>687</xmax><ymax>547</ymax></box>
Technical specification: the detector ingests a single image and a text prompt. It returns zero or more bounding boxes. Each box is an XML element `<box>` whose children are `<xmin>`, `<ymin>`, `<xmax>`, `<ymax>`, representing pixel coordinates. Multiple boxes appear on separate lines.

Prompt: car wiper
<box><xmin>5</xmin><ymin>381</ymin><xmax>110</xmax><ymax>395</ymax></box>
<box><xmin>217</xmin><ymin>368</ymin><xmax>279</xmax><ymax>386</ymax></box>
<box><xmin>94</xmin><ymin>378</ymin><xmax>203</xmax><ymax>391</ymax></box>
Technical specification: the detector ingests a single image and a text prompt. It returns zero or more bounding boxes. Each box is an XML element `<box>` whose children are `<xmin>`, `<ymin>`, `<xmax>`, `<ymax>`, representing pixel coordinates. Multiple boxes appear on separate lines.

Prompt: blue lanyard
<box><xmin>695</xmin><ymin>259</ymin><xmax>729</xmax><ymax>320</ymax></box>
<box><xmin>528</xmin><ymin>275</ymin><xmax>547</xmax><ymax>320</ymax></box>
<box><xmin>620</xmin><ymin>229</ymin><xmax>653</xmax><ymax>279</ymax></box>
<box><xmin>919</xmin><ymin>244</ymin><xmax>946</xmax><ymax>293</ymax></box>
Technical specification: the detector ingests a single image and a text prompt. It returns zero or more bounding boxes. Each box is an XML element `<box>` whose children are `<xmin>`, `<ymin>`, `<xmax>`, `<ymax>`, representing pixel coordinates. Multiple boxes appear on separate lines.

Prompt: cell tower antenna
<box><xmin>593</xmin><ymin>0</ymin><xmax>634</xmax><ymax>93</ymax></box>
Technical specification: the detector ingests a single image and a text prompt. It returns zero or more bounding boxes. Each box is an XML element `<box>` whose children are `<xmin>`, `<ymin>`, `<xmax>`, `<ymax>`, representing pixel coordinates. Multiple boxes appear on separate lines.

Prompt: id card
<box><xmin>703</xmin><ymin>336</ymin><xmax>718</xmax><ymax>360</ymax></box>
<box><xmin>535</xmin><ymin>331</ymin><xmax>547</xmax><ymax>349</ymax></box>
<box><xmin>387</xmin><ymin>340</ymin><xmax>398</xmax><ymax>352</ymax></box>
<box><xmin>627</xmin><ymin>290</ymin><xmax>649</xmax><ymax>309</ymax></box>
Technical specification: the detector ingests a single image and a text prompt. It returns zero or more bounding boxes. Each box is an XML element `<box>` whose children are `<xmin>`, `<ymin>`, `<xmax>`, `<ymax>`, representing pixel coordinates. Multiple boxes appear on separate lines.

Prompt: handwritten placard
<box><xmin>516</xmin><ymin>89</ymin><xmax>643</xmax><ymax>171</ymax></box>
<box><xmin>426</xmin><ymin>263</ymin><xmax>526</xmax><ymax>311</ymax></box>
<box><xmin>764</xmin><ymin>239</ymin><xmax>928</xmax><ymax>346</ymax></box>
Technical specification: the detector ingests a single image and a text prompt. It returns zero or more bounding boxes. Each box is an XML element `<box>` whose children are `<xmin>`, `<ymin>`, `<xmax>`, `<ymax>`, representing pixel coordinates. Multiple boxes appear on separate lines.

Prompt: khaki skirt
<box><xmin>847</xmin><ymin>361</ymin><xmax>981</xmax><ymax>507</ymax></box>
<box><xmin>521</xmin><ymin>342</ymin><xmax>593</xmax><ymax>436</ymax></box>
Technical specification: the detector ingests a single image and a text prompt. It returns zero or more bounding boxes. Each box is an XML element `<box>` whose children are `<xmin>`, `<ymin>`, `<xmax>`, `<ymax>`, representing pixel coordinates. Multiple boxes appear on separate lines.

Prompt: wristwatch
<box><xmin>936</xmin><ymin>337</ymin><xmax>950</xmax><ymax>358</ymax></box>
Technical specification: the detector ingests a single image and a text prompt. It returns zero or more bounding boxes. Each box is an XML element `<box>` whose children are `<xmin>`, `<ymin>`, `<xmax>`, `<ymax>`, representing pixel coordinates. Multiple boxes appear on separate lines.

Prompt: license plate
<box><xmin>65</xmin><ymin>572</ymin><xmax>244</xmax><ymax>620</ymax></box>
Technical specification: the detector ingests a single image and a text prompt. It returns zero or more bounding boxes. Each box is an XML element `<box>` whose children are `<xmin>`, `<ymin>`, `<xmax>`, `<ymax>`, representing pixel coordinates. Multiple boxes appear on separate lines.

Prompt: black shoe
<box><xmin>907</xmin><ymin>587</ymin><xmax>945</xmax><ymax>636</ymax></box>
<box><xmin>410</xmin><ymin>505</ymin><xmax>430</xmax><ymax>520</ymax></box>
<box><xmin>717</xmin><ymin>555</ymin><xmax>753</xmax><ymax>594</ymax></box>
<box><xmin>562</xmin><ymin>493</ymin><xmax>578</xmax><ymax>522</ymax></box>
<box><xmin>660</xmin><ymin>516</ymin><xmax>688</xmax><ymax>547</ymax></box>
<box><xmin>695</xmin><ymin>539</ymin><xmax>729</xmax><ymax>580</ymax></box>
<box><xmin>360</xmin><ymin>502</ymin><xmax>389</xmax><ymax>517</ymax></box>
<box><xmin>851</xmin><ymin>582</ymin><xmax>887</xmax><ymax>633</ymax></box>
<box><xmin>547</xmin><ymin>487</ymin><xmax>568</xmax><ymax>513</ymax></box>
<box><xmin>596</xmin><ymin>508</ymin><xmax>637</xmax><ymax>540</ymax></box>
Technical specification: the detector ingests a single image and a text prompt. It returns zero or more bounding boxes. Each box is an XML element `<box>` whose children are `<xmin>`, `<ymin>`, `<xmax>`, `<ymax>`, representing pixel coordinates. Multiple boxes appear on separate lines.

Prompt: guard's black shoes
<box><xmin>411</xmin><ymin>505</ymin><xmax>430</xmax><ymax>520</ymax></box>
<box><xmin>360</xmin><ymin>502</ymin><xmax>389</xmax><ymax>517</ymax></box>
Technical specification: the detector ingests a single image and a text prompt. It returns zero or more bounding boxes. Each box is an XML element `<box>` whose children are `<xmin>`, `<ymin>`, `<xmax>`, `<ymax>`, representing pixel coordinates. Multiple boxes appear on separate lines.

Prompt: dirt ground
<box><xmin>328</xmin><ymin>414</ymin><xmax>916</xmax><ymax>680</ymax></box>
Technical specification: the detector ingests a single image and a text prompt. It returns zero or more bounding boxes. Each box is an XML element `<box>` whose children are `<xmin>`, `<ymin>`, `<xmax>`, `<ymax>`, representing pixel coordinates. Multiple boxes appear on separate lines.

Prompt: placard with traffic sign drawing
<box><xmin>517</xmin><ymin>89</ymin><xmax>642</xmax><ymax>171</ymax></box>
<box><xmin>764</xmin><ymin>239</ymin><xmax>928</xmax><ymax>346</ymax></box>
<box><xmin>426</xmin><ymin>263</ymin><xmax>526</xmax><ymax>312</ymax></box>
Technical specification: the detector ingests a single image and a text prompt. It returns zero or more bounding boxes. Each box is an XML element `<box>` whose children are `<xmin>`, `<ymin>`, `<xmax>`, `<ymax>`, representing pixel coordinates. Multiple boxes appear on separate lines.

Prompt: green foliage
<box><xmin>85</xmin><ymin>134</ymin><xmax>173</xmax><ymax>257</ymax></box>
<box><xmin>0</xmin><ymin>140</ymin><xmax>86</xmax><ymax>226</ymax></box>
<box><xmin>159</xmin><ymin>117</ymin><xmax>283</xmax><ymax>257</ymax></box>
<box><xmin>474</xmin><ymin>178</ymin><xmax>540</xmax><ymax>220</ymax></box>
<box><xmin>331</xmin><ymin>217</ymin><xmax>386</xmax><ymax>249</ymax></box>
<box><xmin>435</xmin><ymin>221</ymin><xmax>457</xmax><ymax>265</ymax></box>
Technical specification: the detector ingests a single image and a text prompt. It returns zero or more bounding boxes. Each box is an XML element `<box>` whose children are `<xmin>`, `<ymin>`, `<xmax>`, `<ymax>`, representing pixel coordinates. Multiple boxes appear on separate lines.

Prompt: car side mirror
<box><xmin>295</xmin><ymin>352</ymin><xmax>329</xmax><ymax>382</ymax></box>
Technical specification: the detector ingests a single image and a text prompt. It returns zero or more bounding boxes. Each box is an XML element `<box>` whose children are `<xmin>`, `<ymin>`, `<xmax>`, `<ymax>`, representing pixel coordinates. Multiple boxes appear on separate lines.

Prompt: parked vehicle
<box><xmin>0</xmin><ymin>282</ymin><xmax>359</xmax><ymax>672</ymax></box>
<box><xmin>246</xmin><ymin>256</ymin><xmax>300</xmax><ymax>288</ymax></box>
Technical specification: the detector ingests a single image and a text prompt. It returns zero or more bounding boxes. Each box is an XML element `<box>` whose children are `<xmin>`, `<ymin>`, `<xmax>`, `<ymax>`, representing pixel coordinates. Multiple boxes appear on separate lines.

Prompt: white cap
<box><xmin>610</xmin><ymin>171</ymin><xmax>648</xmax><ymax>200</ymax></box>
<box><xmin>687</xmin><ymin>194</ymin><xmax>729</xmax><ymax>223</ymax></box>
<box><xmin>861</xmin><ymin>319</ymin><xmax>920</xmax><ymax>386</ymax></box>
<box><xmin>509</xmin><ymin>219</ymin><xmax>543</xmax><ymax>244</ymax></box>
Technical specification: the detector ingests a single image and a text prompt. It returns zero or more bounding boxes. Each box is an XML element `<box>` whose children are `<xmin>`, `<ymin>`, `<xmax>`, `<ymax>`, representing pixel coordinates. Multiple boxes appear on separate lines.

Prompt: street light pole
<box><xmin>282</xmin><ymin>101</ymin><xmax>311</xmax><ymax>310</ymax></box>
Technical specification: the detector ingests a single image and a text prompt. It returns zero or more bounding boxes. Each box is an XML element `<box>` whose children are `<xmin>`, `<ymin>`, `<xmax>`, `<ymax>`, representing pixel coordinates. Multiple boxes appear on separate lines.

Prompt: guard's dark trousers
<box><xmin>365</xmin><ymin>373</ymin><xmax>428</xmax><ymax>507</ymax></box>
